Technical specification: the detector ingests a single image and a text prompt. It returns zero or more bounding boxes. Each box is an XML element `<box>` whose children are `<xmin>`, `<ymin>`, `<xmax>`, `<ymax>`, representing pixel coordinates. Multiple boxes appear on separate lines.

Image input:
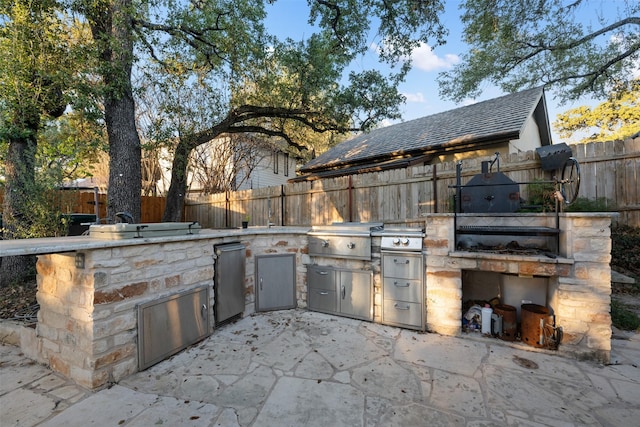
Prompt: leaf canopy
<box><xmin>438</xmin><ymin>0</ymin><xmax>640</xmax><ymax>103</ymax></box>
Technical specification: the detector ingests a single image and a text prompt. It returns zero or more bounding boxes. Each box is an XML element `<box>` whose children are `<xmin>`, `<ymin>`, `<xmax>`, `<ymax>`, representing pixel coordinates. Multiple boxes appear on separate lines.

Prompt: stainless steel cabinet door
<box><xmin>138</xmin><ymin>286</ymin><xmax>210</xmax><ymax>370</ymax></box>
<box><xmin>340</xmin><ymin>270</ymin><xmax>373</xmax><ymax>321</ymax></box>
<box><xmin>256</xmin><ymin>254</ymin><xmax>296</xmax><ymax>312</ymax></box>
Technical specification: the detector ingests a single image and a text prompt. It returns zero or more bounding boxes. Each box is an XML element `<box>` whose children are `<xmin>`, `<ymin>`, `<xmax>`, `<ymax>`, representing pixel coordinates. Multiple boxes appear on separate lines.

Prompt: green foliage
<box><xmin>564</xmin><ymin>197</ymin><xmax>617</xmax><ymax>212</ymax></box>
<box><xmin>611</xmin><ymin>224</ymin><xmax>640</xmax><ymax>281</ymax></box>
<box><xmin>1</xmin><ymin>169</ymin><xmax>71</xmax><ymax>239</ymax></box>
<box><xmin>554</xmin><ymin>79</ymin><xmax>640</xmax><ymax>143</ymax></box>
<box><xmin>1</xmin><ymin>0</ymin><xmax>104</xmax><ymax>240</ymax></box>
<box><xmin>611</xmin><ymin>299</ymin><xmax>640</xmax><ymax>331</ymax></box>
<box><xmin>133</xmin><ymin>0</ymin><xmax>448</xmax><ymax>152</ymax></box>
<box><xmin>438</xmin><ymin>0</ymin><xmax>640</xmax><ymax>104</ymax></box>
<box><xmin>519</xmin><ymin>179</ymin><xmax>556</xmax><ymax>212</ymax></box>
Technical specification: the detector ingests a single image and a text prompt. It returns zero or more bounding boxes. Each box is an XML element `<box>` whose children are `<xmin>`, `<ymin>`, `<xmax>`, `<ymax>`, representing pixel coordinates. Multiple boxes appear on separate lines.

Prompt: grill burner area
<box><xmin>457</xmin><ymin>225</ymin><xmax>560</xmax><ymax>236</ymax></box>
<box><xmin>457</xmin><ymin>240</ymin><xmax>557</xmax><ymax>258</ymax></box>
<box><xmin>379</xmin><ymin>227</ymin><xmax>424</xmax><ymax>252</ymax></box>
<box><xmin>308</xmin><ymin>222</ymin><xmax>382</xmax><ymax>260</ymax></box>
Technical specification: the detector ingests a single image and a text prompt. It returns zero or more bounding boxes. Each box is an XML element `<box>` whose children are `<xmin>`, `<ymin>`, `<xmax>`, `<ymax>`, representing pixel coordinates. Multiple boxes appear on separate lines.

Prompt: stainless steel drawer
<box><xmin>382</xmin><ymin>254</ymin><xmax>423</xmax><ymax>279</ymax></box>
<box><xmin>383</xmin><ymin>277</ymin><xmax>422</xmax><ymax>302</ymax></box>
<box><xmin>383</xmin><ymin>299</ymin><xmax>423</xmax><ymax>328</ymax></box>
<box><xmin>308</xmin><ymin>288</ymin><xmax>337</xmax><ymax>313</ymax></box>
<box><xmin>307</xmin><ymin>265</ymin><xmax>336</xmax><ymax>291</ymax></box>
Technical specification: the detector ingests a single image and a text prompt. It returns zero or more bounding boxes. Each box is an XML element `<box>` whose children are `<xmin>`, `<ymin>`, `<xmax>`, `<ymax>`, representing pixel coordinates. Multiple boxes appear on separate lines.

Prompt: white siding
<box><xmin>236</xmin><ymin>149</ymin><xmax>298</xmax><ymax>190</ymax></box>
<box><xmin>509</xmin><ymin>116</ymin><xmax>542</xmax><ymax>153</ymax></box>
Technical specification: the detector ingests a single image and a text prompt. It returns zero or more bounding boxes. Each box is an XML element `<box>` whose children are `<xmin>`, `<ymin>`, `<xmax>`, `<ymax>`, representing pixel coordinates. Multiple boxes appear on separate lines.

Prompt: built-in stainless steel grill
<box><xmin>379</xmin><ymin>227</ymin><xmax>424</xmax><ymax>252</ymax></box>
<box><xmin>308</xmin><ymin>222</ymin><xmax>383</xmax><ymax>260</ymax></box>
<box><xmin>307</xmin><ymin>222</ymin><xmax>382</xmax><ymax>322</ymax></box>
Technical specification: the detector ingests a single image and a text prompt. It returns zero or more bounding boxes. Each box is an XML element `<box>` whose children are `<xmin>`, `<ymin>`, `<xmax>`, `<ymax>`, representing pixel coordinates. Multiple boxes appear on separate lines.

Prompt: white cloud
<box><xmin>378</xmin><ymin>118</ymin><xmax>394</xmax><ymax>128</ymax></box>
<box><xmin>411</xmin><ymin>43</ymin><xmax>460</xmax><ymax>72</ymax></box>
<box><xmin>370</xmin><ymin>41</ymin><xmax>459</xmax><ymax>72</ymax></box>
<box><xmin>403</xmin><ymin>92</ymin><xmax>426</xmax><ymax>103</ymax></box>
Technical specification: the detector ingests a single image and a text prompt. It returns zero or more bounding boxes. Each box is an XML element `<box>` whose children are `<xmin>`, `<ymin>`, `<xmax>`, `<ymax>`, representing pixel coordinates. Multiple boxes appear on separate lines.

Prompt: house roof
<box><xmin>297</xmin><ymin>87</ymin><xmax>550</xmax><ymax>179</ymax></box>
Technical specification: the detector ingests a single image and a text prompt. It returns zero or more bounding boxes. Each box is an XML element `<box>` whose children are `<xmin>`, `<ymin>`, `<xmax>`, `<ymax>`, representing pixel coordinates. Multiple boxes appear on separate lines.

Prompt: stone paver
<box><xmin>1</xmin><ymin>309</ymin><xmax>639</xmax><ymax>426</ymax></box>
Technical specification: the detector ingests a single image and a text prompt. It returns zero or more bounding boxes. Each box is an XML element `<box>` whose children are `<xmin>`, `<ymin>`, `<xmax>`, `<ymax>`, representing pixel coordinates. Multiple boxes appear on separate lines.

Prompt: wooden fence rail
<box><xmin>184</xmin><ymin>137</ymin><xmax>640</xmax><ymax>228</ymax></box>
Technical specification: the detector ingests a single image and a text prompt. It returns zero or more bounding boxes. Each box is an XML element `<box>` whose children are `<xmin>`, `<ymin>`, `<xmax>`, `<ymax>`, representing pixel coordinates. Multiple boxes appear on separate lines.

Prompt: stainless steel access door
<box><xmin>256</xmin><ymin>254</ymin><xmax>296</xmax><ymax>312</ymax></box>
<box><xmin>138</xmin><ymin>286</ymin><xmax>210</xmax><ymax>370</ymax></box>
<box><xmin>214</xmin><ymin>242</ymin><xmax>246</xmax><ymax>325</ymax></box>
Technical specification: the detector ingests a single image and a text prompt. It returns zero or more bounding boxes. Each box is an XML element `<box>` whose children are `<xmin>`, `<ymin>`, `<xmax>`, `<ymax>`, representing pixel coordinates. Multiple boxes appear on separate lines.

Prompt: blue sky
<box><xmin>264</xmin><ymin>0</ymin><xmax>635</xmax><ymax>143</ymax></box>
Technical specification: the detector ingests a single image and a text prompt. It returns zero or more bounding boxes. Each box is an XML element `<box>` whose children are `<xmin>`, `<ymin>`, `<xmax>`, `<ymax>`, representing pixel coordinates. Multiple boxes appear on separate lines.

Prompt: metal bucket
<box><xmin>521</xmin><ymin>304</ymin><xmax>550</xmax><ymax>348</ymax></box>
<box><xmin>494</xmin><ymin>304</ymin><xmax>517</xmax><ymax>341</ymax></box>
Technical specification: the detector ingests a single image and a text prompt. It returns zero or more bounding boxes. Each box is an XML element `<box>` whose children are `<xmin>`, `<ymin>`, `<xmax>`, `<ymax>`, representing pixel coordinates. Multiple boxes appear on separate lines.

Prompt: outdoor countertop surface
<box><xmin>0</xmin><ymin>226</ymin><xmax>311</xmax><ymax>257</ymax></box>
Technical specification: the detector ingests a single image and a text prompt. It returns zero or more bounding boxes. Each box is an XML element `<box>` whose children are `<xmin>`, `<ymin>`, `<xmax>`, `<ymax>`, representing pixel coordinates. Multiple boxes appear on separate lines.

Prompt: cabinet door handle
<box><xmin>341</xmin><ymin>285</ymin><xmax>346</xmax><ymax>299</ymax></box>
<box><xmin>394</xmin><ymin>259</ymin><xmax>410</xmax><ymax>264</ymax></box>
<box><xmin>318</xmin><ymin>291</ymin><xmax>329</xmax><ymax>295</ymax></box>
<box><xmin>260</xmin><ymin>277</ymin><xmax>263</xmax><ymax>291</ymax></box>
<box><xmin>394</xmin><ymin>281</ymin><xmax>410</xmax><ymax>287</ymax></box>
<box><xmin>394</xmin><ymin>303</ymin><xmax>410</xmax><ymax>310</ymax></box>
<box><xmin>201</xmin><ymin>304</ymin><xmax>207</xmax><ymax>319</ymax></box>
<box><xmin>316</xmin><ymin>270</ymin><xmax>329</xmax><ymax>275</ymax></box>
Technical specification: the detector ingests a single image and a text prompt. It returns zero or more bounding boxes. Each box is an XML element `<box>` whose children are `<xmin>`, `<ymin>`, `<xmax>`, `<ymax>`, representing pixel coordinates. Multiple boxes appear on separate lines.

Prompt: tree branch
<box><xmin>514</xmin><ymin>17</ymin><xmax>640</xmax><ymax>63</ymax></box>
<box><xmin>180</xmin><ymin>104</ymin><xmax>361</xmax><ymax>154</ymax></box>
<box><xmin>544</xmin><ymin>40</ymin><xmax>640</xmax><ymax>91</ymax></box>
<box><xmin>132</xmin><ymin>17</ymin><xmax>228</xmax><ymax>66</ymax></box>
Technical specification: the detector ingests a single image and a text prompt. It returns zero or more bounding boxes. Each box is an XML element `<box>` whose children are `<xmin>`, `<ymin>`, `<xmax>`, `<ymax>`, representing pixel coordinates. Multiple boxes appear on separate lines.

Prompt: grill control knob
<box><xmin>393</xmin><ymin>238</ymin><xmax>401</xmax><ymax>245</ymax></box>
<box><xmin>402</xmin><ymin>238</ymin><xmax>410</xmax><ymax>246</ymax></box>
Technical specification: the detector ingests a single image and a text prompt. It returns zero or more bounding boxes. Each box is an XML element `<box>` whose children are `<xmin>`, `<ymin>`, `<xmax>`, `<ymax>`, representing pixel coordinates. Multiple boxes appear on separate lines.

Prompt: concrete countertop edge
<box><xmin>0</xmin><ymin>226</ymin><xmax>312</xmax><ymax>257</ymax></box>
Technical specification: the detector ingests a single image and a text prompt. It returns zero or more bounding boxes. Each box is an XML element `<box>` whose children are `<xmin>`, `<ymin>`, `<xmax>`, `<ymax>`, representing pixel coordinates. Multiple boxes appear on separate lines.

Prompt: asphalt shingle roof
<box><xmin>301</xmin><ymin>87</ymin><xmax>546</xmax><ymax>173</ymax></box>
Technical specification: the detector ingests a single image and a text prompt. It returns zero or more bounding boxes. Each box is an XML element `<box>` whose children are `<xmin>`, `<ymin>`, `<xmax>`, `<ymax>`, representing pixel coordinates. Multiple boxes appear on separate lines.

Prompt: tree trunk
<box><xmin>1</xmin><ymin>112</ymin><xmax>39</xmax><ymax>286</ymax></box>
<box><xmin>162</xmin><ymin>141</ymin><xmax>191</xmax><ymax>222</ymax></box>
<box><xmin>92</xmin><ymin>0</ymin><xmax>142</xmax><ymax>223</ymax></box>
<box><xmin>1</xmin><ymin>137</ymin><xmax>37</xmax><ymax>286</ymax></box>
<box><xmin>105</xmin><ymin>95</ymin><xmax>142</xmax><ymax>222</ymax></box>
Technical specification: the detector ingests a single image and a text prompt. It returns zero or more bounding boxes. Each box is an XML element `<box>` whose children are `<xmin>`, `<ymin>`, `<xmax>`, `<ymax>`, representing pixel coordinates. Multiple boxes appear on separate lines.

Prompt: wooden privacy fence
<box><xmin>0</xmin><ymin>190</ymin><xmax>166</xmax><ymax>224</ymax></box>
<box><xmin>184</xmin><ymin>137</ymin><xmax>640</xmax><ymax>228</ymax></box>
<box><xmin>60</xmin><ymin>191</ymin><xmax>166</xmax><ymax>223</ymax></box>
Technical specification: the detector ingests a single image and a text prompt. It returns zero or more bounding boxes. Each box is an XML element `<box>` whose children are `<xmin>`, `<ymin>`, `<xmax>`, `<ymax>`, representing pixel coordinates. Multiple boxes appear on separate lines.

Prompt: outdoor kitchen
<box><xmin>0</xmin><ymin>206</ymin><xmax>616</xmax><ymax>390</ymax></box>
<box><xmin>0</xmin><ymin>131</ymin><xmax>620</xmax><ymax>391</ymax></box>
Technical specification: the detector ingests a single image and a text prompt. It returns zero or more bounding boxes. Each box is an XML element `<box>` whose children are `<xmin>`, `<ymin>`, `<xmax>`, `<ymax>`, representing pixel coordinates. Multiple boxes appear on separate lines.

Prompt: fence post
<box><xmin>280</xmin><ymin>185</ymin><xmax>285</xmax><ymax>226</ymax></box>
<box><xmin>225</xmin><ymin>191</ymin><xmax>230</xmax><ymax>228</ymax></box>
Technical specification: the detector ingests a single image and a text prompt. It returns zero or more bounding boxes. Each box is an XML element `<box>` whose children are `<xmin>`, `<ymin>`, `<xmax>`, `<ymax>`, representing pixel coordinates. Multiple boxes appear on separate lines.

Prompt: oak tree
<box><xmin>438</xmin><ymin>0</ymin><xmax>640</xmax><ymax>103</ymax></box>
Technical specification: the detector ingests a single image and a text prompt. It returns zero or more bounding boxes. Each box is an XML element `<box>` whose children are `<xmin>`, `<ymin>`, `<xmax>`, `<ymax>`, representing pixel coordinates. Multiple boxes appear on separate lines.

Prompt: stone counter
<box><xmin>1</xmin><ymin>227</ymin><xmax>310</xmax><ymax>389</ymax></box>
<box><xmin>0</xmin><ymin>226</ymin><xmax>311</xmax><ymax>257</ymax></box>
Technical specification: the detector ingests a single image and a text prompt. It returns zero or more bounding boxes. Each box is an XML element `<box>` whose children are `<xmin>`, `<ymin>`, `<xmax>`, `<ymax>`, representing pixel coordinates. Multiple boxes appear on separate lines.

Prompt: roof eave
<box><xmin>293</xmin><ymin>134</ymin><xmax>518</xmax><ymax>181</ymax></box>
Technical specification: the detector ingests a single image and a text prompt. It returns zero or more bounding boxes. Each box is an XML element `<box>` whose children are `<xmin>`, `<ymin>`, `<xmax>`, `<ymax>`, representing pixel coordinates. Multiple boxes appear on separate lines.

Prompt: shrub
<box><xmin>611</xmin><ymin>299</ymin><xmax>640</xmax><ymax>331</ymax></box>
<box><xmin>565</xmin><ymin>197</ymin><xmax>617</xmax><ymax>212</ymax></box>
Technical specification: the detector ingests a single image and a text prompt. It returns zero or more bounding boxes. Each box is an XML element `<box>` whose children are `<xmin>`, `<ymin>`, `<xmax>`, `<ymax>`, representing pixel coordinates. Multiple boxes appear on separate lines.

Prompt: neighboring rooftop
<box><xmin>296</xmin><ymin>86</ymin><xmax>550</xmax><ymax>180</ymax></box>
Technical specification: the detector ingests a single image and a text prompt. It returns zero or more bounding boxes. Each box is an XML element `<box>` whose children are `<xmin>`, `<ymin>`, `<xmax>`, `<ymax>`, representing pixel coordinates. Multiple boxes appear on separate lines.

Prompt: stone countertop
<box><xmin>0</xmin><ymin>226</ymin><xmax>312</xmax><ymax>257</ymax></box>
